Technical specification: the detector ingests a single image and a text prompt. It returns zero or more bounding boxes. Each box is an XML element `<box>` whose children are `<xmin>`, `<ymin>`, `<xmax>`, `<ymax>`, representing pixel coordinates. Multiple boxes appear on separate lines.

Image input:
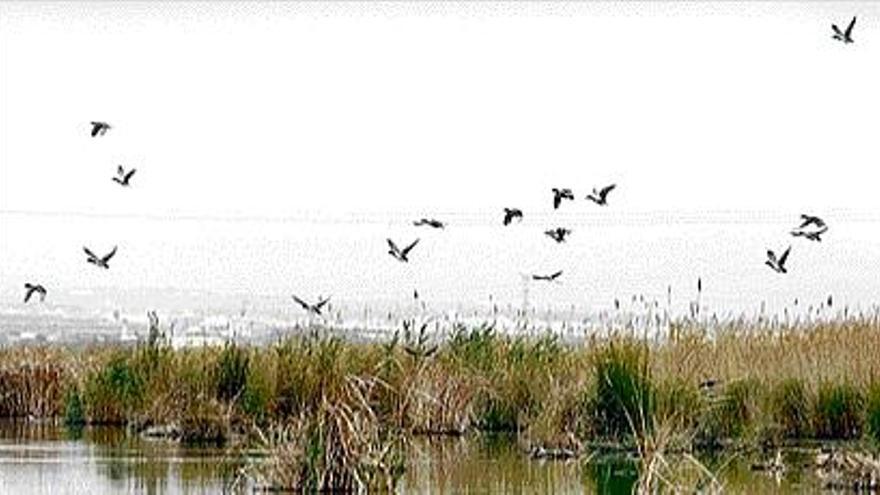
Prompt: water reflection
<box><xmin>0</xmin><ymin>422</ymin><xmax>832</xmax><ymax>494</ymax></box>
<box><xmin>0</xmin><ymin>421</ymin><xmax>243</xmax><ymax>495</ymax></box>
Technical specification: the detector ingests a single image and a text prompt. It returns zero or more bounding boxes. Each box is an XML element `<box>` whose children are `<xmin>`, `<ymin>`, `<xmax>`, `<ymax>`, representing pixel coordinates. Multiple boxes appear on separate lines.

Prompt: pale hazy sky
<box><xmin>2</xmin><ymin>2</ymin><xmax>880</xmax><ymax>315</ymax></box>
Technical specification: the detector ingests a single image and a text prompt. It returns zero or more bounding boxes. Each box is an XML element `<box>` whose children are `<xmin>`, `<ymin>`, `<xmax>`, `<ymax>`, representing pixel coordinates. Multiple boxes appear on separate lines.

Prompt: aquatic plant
<box><xmin>768</xmin><ymin>378</ymin><xmax>812</xmax><ymax>439</ymax></box>
<box><xmin>63</xmin><ymin>387</ymin><xmax>85</xmax><ymax>427</ymax></box>
<box><xmin>866</xmin><ymin>383</ymin><xmax>880</xmax><ymax>444</ymax></box>
<box><xmin>589</xmin><ymin>340</ymin><xmax>654</xmax><ymax>440</ymax></box>
<box><xmin>814</xmin><ymin>381</ymin><xmax>864</xmax><ymax>440</ymax></box>
<box><xmin>215</xmin><ymin>342</ymin><xmax>249</xmax><ymax>403</ymax></box>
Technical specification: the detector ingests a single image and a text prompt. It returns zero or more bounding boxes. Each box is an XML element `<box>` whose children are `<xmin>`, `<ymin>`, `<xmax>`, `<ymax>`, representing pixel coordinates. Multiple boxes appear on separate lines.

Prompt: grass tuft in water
<box><xmin>814</xmin><ymin>381</ymin><xmax>864</xmax><ymax>440</ymax></box>
<box><xmin>589</xmin><ymin>340</ymin><xmax>654</xmax><ymax>440</ymax></box>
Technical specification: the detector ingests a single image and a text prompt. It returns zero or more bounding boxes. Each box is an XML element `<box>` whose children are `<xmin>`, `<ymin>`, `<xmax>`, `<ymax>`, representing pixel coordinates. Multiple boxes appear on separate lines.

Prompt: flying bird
<box><xmin>90</xmin><ymin>121</ymin><xmax>111</xmax><ymax>137</ymax></box>
<box><xmin>532</xmin><ymin>270</ymin><xmax>563</xmax><ymax>282</ymax></box>
<box><xmin>291</xmin><ymin>295</ymin><xmax>331</xmax><ymax>315</ymax></box>
<box><xmin>413</xmin><ymin>218</ymin><xmax>445</xmax><ymax>229</ymax></box>
<box><xmin>765</xmin><ymin>246</ymin><xmax>791</xmax><ymax>274</ymax></box>
<box><xmin>544</xmin><ymin>227</ymin><xmax>571</xmax><ymax>243</ymax></box>
<box><xmin>503</xmin><ymin>208</ymin><xmax>523</xmax><ymax>226</ymax></box>
<box><xmin>791</xmin><ymin>226</ymin><xmax>828</xmax><ymax>242</ymax></box>
<box><xmin>387</xmin><ymin>238</ymin><xmax>420</xmax><ymax>262</ymax></box>
<box><xmin>552</xmin><ymin>188</ymin><xmax>574</xmax><ymax>209</ymax></box>
<box><xmin>112</xmin><ymin>165</ymin><xmax>136</xmax><ymax>187</ymax></box>
<box><xmin>832</xmin><ymin>16</ymin><xmax>857</xmax><ymax>44</ymax></box>
<box><xmin>24</xmin><ymin>283</ymin><xmax>47</xmax><ymax>303</ymax></box>
<box><xmin>83</xmin><ymin>245</ymin><xmax>117</xmax><ymax>269</ymax></box>
<box><xmin>586</xmin><ymin>184</ymin><xmax>616</xmax><ymax>206</ymax></box>
<box><xmin>797</xmin><ymin>214</ymin><xmax>826</xmax><ymax>230</ymax></box>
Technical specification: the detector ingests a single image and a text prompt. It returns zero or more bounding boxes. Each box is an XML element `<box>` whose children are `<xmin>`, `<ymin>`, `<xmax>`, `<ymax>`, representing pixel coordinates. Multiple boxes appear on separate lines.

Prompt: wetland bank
<box><xmin>3</xmin><ymin>316</ymin><xmax>880</xmax><ymax>493</ymax></box>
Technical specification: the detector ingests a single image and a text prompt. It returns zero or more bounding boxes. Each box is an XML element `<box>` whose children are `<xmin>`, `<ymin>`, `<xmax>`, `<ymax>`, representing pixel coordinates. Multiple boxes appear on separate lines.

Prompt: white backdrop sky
<box><xmin>2</xmin><ymin>2</ymin><xmax>880</xmax><ymax>315</ymax></box>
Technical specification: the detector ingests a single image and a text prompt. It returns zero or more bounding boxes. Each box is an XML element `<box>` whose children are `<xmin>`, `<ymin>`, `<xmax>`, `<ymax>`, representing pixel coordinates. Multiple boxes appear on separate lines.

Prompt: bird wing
<box><xmin>387</xmin><ymin>239</ymin><xmax>400</xmax><ymax>254</ymax></box>
<box><xmin>798</xmin><ymin>215</ymin><xmax>812</xmax><ymax>228</ymax></box>
<box><xmin>601</xmin><ymin>184</ymin><xmax>616</xmax><ymax>198</ymax></box>
<box><xmin>413</xmin><ymin>219</ymin><xmax>426</xmax><ymax>226</ymax></box>
<box><xmin>124</xmin><ymin>169</ymin><xmax>136</xmax><ymax>182</ymax></box>
<box><xmin>83</xmin><ymin>246</ymin><xmax>99</xmax><ymax>261</ymax></box>
<box><xmin>766</xmin><ymin>250</ymin><xmax>776</xmax><ymax>264</ymax></box>
<box><xmin>549</xmin><ymin>270</ymin><xmax>563</xmax><ymax>280</ymax></box>
<box><xmin>102</xmin><ymin>246</ymin><xmax>118</xmax><ymax>263</ymax></box>
<box><xmin>112</xmin><ymin>177</ymin><xmax>123</xmax><ymax>184</ymax></box>
<box><xmin>532</xmin><ymin>274</ymin><xmax>546</xmax><ymax>281</ymax></box>
<box><xmin>24</xmin><ymin>286</ymin><xmax>34</xmax><ymax>302</ymax></box>
<box><xmin>91</xmin><ymin>123</ymin><xmax>101</xmax><ymax>137</ymax></box>
<box><xmin>314</xmin><ymin>297</ymin><xmax>331</xmax><ymax>310</ymax></box>
<box><xmin>779</xmin><ymin>246</ymin><xmax>791</xmax><ymax>266</ymax></box>
<box><xmin>553</xmin><ymin>194</ymin><xmax>561</xmax><ymax>209</ymax></box>
<box><xmin>845</xmin><ymin>16</ymin><xmax>856</xmax><ymax>37</ymax></box>
<box><xmin>832</xmin><ymin>24</ymin><xmax>843</xmax><ymax>36</ymax></box>
<box><xmin>291</xmin><ymin>295</ymin><xmax>310</xmax><ymax>310</ymax></box>
<box><xmin>402</xmin><ymin>238</ymin><xmax>420</xmax><ymax>256</ymax></box>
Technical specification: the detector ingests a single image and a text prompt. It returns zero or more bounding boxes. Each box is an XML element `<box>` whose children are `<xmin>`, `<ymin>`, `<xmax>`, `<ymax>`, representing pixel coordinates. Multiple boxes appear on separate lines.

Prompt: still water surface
<box><xmin>0</xmin><ymin>421</ymin><xmax>827</xmax><ymax>494</ymax></box>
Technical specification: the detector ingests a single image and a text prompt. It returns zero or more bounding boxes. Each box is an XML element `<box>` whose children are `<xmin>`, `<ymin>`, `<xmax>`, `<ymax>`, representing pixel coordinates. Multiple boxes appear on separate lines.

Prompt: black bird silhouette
<box><xmin>586</xmin><ymin>184</ymin><xmax>616</xmax><ymax>206</ymax></box>
<box><xmin>291</xmin><ymin>295</ymin><xmax>331</xmax><ymax>315</ymax></box>
<box><xmin>798</xmin><ymin>214</ymin><xmax>826</xmax><ymax>230</ymax></box>
<box><xmin>387</xmin><ymin>238</ymin><xmax>420</xmax><ymax>262</ymax></box>
<box><xmin>832</xmin><ymin>16</ymin><xmax>857</xmax><ymax>44</ymax></box>
<box><xmin>552</xmin><ymin>188</ymin><xmax>574</xmax><ymax>209</ymax></box>
<box><xmin>90</xmin><ymin>121</ymin><xmax>111</xmax><ymax>137</ymax></box>
<box><xmin>544</xmin><ymin>227</ymin><xmax>571</xmax><ymax>243</ymax></box>
<box><xmin>24</xmin><ymin>283</ymin><xmax>47</xmax><ymax>303</ymax></box>
<box><xmin>765</xmin><ymin>246</ymin><xmax>791</xmax><ymax>274</ymax></box>
<box><xmin>112</xmin><ymin>165</ymin><xmax>136</xmax><ymax>187</ymax></box>
<box><xmin>503</xmin><ymin>208</ymin><xmax>523</xmax><ymax>226</ymax></box>
<box><xmin>83</xmin><ymin>246</ymin><xmax>117</xmax><ymax>269</ymax></box>
<box><xmin>532</xmin><ymin>270</ymin><xmax>563</xmax><ymax>282</ymax></box>
<box><xmin>413</xmin><ymin>218</ymin><xmax>445</xmax><ymax>229</ymax></box>
<box><xmin>791</xmin><ymin>226</ymin><xmax>828</xmax><ymax>242</ymax></box>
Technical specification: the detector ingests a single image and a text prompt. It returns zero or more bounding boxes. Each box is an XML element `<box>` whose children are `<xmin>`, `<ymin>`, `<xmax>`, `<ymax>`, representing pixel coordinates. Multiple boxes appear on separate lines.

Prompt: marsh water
<box><xmin>0</xmin><ymin>421</ymin><xmax>829</xmax><ymax>494</ymax></box>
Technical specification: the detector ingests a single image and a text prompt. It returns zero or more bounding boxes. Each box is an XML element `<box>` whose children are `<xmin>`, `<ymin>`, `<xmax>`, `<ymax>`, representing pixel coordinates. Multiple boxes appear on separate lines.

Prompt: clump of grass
<box><xmin>699</xmin><ymin>378</ymin><xmax>762</xmax><ymax>445</ymax></box>
<box><xmin>83</xmin><ymin>351</ymin><xmax>145</xmax><ymax>424</ymax></box>
<box><xmin>216</xmin><ymin>342</ymin><xmax>249</xmax><ymax>402</ymax></box>
<box><xmin>253</xmin><ymin>375</ymin><xmax>404</xmax><ymax>492</ymax></box>
<box><xmin>768</xmin><ymin>378</ymin><xmax>812</xmax><ymax>439</ymax></box>
<box><xmin>241</xmin><ymin>351</ymin><xmax>272</xmax><ymax>422</ymax></box>
<box><xmin>656</xmin><ymin>379</ymin><xmax>702</xmax><ymax>429</ymax></box>
<box><xmin>63</xmin><ymin>387</ymin><xmax>86</xmax><ymax>427</ymax></box>
<box><xmin>399</xmin><ymin>355</ymin><xmax>480</xmax><ymax>435</ymax></box>
<box><xmin>866</xmin><ymin>383</ymin><xmax>880</xmax><ymax>444</ymax></box>
<box><xmin>814</xmin><ymin>381</ymin><xmax>864</xmax><ymax>440</ymax></box>
<box><xmin>589</xmin><ymin>340</ymin><xmax>654</xmax><ymax>440</ymax></box>
<box><xmin>0</xmin><ymin>348</ymin><xmax>69</xmax><ymax>418</ymax></box>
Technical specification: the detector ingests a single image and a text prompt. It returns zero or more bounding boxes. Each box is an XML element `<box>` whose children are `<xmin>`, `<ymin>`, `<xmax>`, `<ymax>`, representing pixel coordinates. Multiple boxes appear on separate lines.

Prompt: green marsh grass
<box><xmin>3</xmin><ymin>316</ymin><xmax>880</xmax><ymax>490</ymax></box>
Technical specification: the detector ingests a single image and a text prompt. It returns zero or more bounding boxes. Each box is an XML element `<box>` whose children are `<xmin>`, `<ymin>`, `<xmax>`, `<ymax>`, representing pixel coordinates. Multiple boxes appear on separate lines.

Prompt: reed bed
<box><xmin>3</xmin><ymin>315</ymin><xmax>880</xmax><ymax>491</ymax></box>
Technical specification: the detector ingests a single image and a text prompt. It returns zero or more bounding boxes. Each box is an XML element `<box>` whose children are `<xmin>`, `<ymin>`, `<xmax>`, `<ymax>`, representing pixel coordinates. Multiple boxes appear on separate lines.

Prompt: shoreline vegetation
<box><xmin>3</xmin><ymin>317</ymin><xmax>880</xmax><ymax>492</ymax></box>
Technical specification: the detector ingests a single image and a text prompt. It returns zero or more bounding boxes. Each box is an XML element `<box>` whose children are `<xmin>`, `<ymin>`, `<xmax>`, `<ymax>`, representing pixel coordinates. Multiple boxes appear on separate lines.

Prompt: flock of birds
<box><xmin>18</xmin><ymin>16</ymin><xmax>860</xmax><ymax>327</ymax></box>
